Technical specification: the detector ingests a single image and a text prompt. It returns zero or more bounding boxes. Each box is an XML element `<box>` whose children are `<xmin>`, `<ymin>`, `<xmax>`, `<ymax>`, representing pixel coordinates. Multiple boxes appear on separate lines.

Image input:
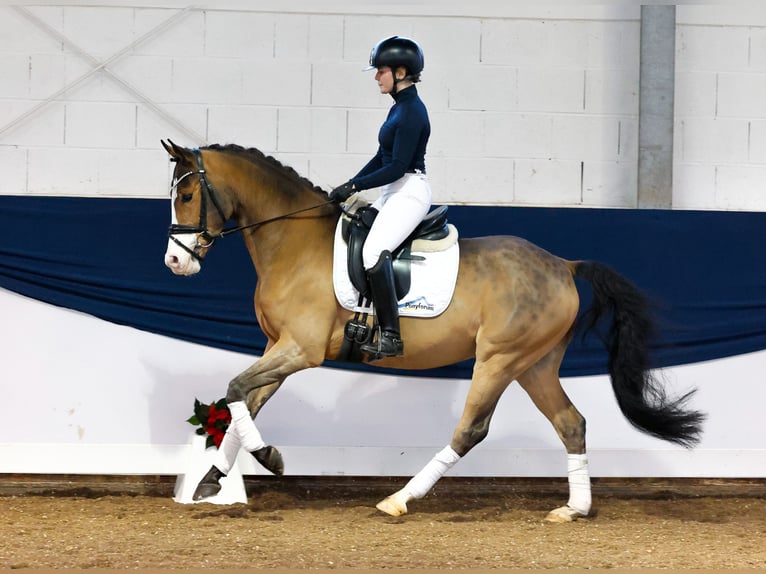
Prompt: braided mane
<box><xmin>203</xmin><ymin>143</ymin><xmax>328</xmax><ymax>197</ymax></box>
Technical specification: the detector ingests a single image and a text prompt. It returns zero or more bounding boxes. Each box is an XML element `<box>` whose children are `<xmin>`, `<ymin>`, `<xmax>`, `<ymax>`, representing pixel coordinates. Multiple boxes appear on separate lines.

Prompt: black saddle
<box><xmin>342</xmin><ymin>205</ymin><xmax>450</xmax><ymax>300</ymax></box>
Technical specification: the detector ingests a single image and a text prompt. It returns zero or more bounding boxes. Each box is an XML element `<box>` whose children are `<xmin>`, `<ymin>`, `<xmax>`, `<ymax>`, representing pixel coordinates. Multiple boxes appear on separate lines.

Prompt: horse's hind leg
<box><xmin>376</xmin><ymin>355</ymin><xmax>513</xmax><ymax>517</ymax></box>
<box><xmin>517</xmin><ymin>343</ymin><xmax>591</xmax><ymax>522</ymax></box>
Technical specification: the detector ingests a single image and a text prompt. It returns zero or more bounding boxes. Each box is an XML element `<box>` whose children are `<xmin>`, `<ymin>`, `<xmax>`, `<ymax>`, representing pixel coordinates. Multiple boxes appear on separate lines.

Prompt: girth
<box><xmin>341</xmin><ymin>204</ymin><xmax>450</xmax><ymax>300</ymax></box>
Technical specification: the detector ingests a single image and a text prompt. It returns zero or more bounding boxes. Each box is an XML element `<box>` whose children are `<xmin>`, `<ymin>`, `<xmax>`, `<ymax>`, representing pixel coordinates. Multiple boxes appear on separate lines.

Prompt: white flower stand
<box><xmin>173</xmin><ymin>433</ymin><xmax>247</xmax><ymax>505</ymax></box>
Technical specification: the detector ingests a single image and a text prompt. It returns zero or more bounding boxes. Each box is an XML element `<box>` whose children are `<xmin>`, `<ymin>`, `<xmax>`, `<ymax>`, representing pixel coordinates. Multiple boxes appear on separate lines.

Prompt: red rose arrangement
<box><xmin>187</xmin><ymin>398</ymin><xmax>231</xmax><ymax>448</ymax></box>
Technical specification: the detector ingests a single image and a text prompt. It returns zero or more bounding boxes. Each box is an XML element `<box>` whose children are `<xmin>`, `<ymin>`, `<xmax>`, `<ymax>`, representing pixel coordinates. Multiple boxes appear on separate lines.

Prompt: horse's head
<box><xmin>162</xmin><ymin>139</ymin><xmax>231</xmax><ymax>275</ymax></box>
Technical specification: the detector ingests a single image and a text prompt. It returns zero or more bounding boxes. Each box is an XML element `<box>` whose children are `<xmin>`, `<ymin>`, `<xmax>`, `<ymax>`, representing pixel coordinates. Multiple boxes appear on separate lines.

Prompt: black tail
<box><xmin>574</xmin><ymin>261</ymin><xmax>705</xmax><ymax>447</ymax></box>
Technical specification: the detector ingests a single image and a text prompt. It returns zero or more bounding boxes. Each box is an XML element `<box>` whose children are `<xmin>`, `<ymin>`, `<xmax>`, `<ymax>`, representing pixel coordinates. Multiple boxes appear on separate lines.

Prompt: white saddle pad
<box><xmin>332</xmin><ymin>217</ymin><xmax>460</xmax><ymax>318</ymax></box>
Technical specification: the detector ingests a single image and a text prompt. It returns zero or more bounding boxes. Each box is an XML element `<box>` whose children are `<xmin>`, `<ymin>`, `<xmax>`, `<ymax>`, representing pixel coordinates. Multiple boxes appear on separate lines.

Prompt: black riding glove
<box><xmin>329</xmin><ymin>181</ymin><xmax>357</xmax><ymax>203</ymax></box>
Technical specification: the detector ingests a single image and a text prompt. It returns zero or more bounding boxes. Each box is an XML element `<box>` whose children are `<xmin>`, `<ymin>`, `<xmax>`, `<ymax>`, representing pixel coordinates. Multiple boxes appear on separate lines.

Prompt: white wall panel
<box><xmin>674</xmin><ymin>6</ymin><xmax>766</xmax><ymax>209</ymax></box>
<box><xmin>204</xmin><ymin>11</ymin><xmax>275</xmax><ymax>59</ymax></box>
<box><xmin>0</xmin><ymin>100</ymin><xmax>65</xmax><ymax>146</ymax></box>
<box><xmin>346</xmin><ymin>108</ymin><xmax>385</xmax><ymax>154</ymax></box>
<box><xmin>439</xmin><ymin>157</ymin><xmax>514</xmax><ymax>205</ymax></box>
<box><xmin>411</xmin><ymin>17</ymin><xmax>481</xmax><ymax>67</ymax></box>
<box><xmin>1</xmin><ymin>2</ymin><xmax>765</xmax><ymax>480</ymax></box>
<box><xmin>135</xmin><ymin>103</ymin><xmax>206</xmax><ymax>150</ymax></box>
<box><xmin>517</xmin><ymin>68</ymin><xmax>584</xmax><ymax>113</ymax></box>
<box><xmin>307</xmin><ymin>15</ymin><xmax>345</xmax><ymax>61</ymax></box>
<box><xmin>715</xmin><ymin>165</ymin><xmax>766</xmax><ymax>211</ymax></box>
<box><xmin>27</xmin><ymin>146</ymin><xmax>99</xmax><ymax>194</ymax></box>
<box><xmin>584</xmin><ymin>67</ymin><xmax>639</xmax><ymax>115</ymax></box>
<box><xmin>274</xmin><ymin>13</ymin><xmax>310</xmax><ymax>60</ymax></box>
<box><xmin>750</xmin><ymin>27</ymin><xmax>766</xmax><ymax>71</ymax></box>
<box><xmin>63</xmin><ymin>55</ymin><xmax>130</xmax><ymax>103</ymax></box>
<box><xmin>483</xmin><ymin>113</ymin><xmax>550</xmax><ymax>159</ymax></box>
<box><xmin>717</xmin><ymin>73</ymin><xmax>766</xmax><ymax>119</ymax></box>
<box><xmin>207</xmin><ymin>105</ymin><xmax>278</xmax><ymax>151</ymax></box>
<box><xmin>677</xmin><ymin>5</ymin><xmax>766</xmax><ymax>26</ymax></box>
<box><xmin>310</xmin><ymin>61</ymin><xmax>383</xmax><ymax>108</ymax></box>
<box><xmin>29</xmin><ymin>54</ymin><xmax>67</xmax><ymax>100</ymax></box>
<box><xmin>679</xmin><ymin>118</ymin><xmax>749</xmax><ymax>164</ymax></box>
<box><xmin>0</xmin><ymin>55</ymin><xmax>31</xmax><ymax>99</ymax></box>
<box><xmin>481</xmin><ymin>19</ymin><xmax>555</xmax><ymax>67</ymax></box>
<box><xmin>305</xmin><ymin>152</ymin><xmax>361</xmax><ymax>190</ymax></box>
<box><xmin>672</xmin><ymin>163</ymin><xmax>716</xmax><ymax>210</ymax></box>
<box><xmin>582</xmin><ymin>161</ymin><xmax>638</xmax><ymax>208</ymax></box>
<box><xmin>343</xmin><ymin>15</ymin><xmax>414</xmax><ymax>61</ymax></box>
<box><xmin>2</xmin><ymin>6</ymin><xmax>63</xmax><ymax>54</ymax></box>
<box><xmin>447</xmin><ymin>65</ymin><xmax>517</xmax><ymax>112</ymax></box>
<box><xmin>96</xmin><ymin>148</ymin><xmax>168</xmax><ymax>197</ymax></box>
<box><xmin>65</xmin><ymin>101</ymin><xmax>136</xmax><ymax>147</ymax></box>
<box><xmin>133</xmin><ymin>8</ymin><xmax>205</xmax><ymax>57</ymax></box>
<box><xmin>428</xmin><ymin>111</ymin><xmax>483</xmax><ymax>158</ymax></box>
<box><xmin>551</xmin><ymin>115</ymin><xmax>622</xmax><ymax>162</ymax></box>
<box><xmin>674</xmin><ymin>71</ymin><xmax>717</xmax><ymax>117</ymax></box>
<box><xmin>514</xmin><ymin>158</ymin><xmax>581</xmax><ymax>206</ymax></box>
<box><xmin>110</xmin><ymin>56</ymin><xmax>175</xmax><ymax>103</ymax></box>
<box><xmin>676</xmin><ymin>25</ymin><xmax>750</xmax><ymax>73</ymax></box>
<box><xmin>2</xmin><ymin>287</ymin><xmax>763</xmax><ymax>478</ymax></box>
<box><xmin>171</xmin><ymin>57</ymin><xmax>243</xmax><ymax>104</ymax></box>
<box><xmin>0</xmin><ymin>147</ymin><xmax>27</xmax><ymax>195</ymax></box>
<box><xmin>277</xmin><ymin>107</ymin><xmax>347</xmax><ymax>154</ymax></box>
<box><xmin>585</xmin><ymin>20</ymin><xmax>640</xmax><ymax>69</ymax></box>
<box><xmin>306</xmin><ymin>107</ymin><xmax>348</xmax><ymax>153</ymax></box>
<box><xmin>276</xmin><ymin>107</ymin><xmax>311</xmax><ymax>153</ymax></box>
<box><xmin>61</xmin><ymin>6</ymin><xmax>135</xmax><ymax>59</ymax></box>
<box><xmin>1</xmin><ymin>3</ymin><xmax>762</xmax><ymax>210</ymax></box>
<box><xmin>242</xmin><ymin>60</ymin><xmax>311</xmax><ymax>106</ymax></box>
<box><xmin>749</xmin><ymin>120</ymin><xmax>766</xmax><ymax>163</ymax></box>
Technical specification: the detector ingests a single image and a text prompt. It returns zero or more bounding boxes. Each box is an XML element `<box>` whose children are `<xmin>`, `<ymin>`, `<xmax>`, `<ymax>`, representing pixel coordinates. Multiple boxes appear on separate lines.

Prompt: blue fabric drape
<box><xmin>1</xmin><ymin>195</ymin><xmax>764</xmax><ymax>378</ymax></box>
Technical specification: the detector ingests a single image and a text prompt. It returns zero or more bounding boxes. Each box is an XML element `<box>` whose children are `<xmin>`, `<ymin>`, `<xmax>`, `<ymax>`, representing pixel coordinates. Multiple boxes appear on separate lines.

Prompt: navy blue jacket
<box><xmin>351</xmin><ymin>85</ymin><xmax>430</xmax><ymax>191</ymax></box>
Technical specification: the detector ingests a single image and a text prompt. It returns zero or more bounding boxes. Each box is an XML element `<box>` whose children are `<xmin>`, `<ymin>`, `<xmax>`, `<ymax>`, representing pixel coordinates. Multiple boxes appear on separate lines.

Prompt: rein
<box><xmin>168</xmin><ymin>148</ymin><xmax>335</xmax><ymax>261</ymax></box>
<box><xmin>217</xmin><ymin>200</ymin><xmax>336</xmax><ymax>238</ymax></box>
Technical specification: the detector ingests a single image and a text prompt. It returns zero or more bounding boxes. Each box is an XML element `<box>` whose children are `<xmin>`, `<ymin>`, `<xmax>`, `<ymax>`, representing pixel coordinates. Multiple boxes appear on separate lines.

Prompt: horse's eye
<box><xmin>181</xmin><ymin>193</ymin><xmax>193</xmax><ymax>203</ymax></box>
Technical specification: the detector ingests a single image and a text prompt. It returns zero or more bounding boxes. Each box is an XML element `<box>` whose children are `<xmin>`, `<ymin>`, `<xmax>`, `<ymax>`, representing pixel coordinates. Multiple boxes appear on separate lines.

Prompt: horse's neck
<box><xmin>227</xmin><ymin>158</ymin><xmax>338</xmax><ymax>277</ymax></box>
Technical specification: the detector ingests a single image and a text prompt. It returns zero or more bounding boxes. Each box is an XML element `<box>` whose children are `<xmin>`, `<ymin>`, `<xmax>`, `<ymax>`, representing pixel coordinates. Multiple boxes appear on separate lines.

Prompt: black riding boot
<box><xmin>361</xmin><ymin>251</ymin><xmax>404</xmax><ymax>360</ymax></box>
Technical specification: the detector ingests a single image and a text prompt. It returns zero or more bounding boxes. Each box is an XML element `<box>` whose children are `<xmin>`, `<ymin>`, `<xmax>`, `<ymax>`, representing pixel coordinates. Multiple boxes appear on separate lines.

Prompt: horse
<box><xmin>161</xmin><ymin>140</ymin><xmax>704</xmax><ymax>522</ymax></box>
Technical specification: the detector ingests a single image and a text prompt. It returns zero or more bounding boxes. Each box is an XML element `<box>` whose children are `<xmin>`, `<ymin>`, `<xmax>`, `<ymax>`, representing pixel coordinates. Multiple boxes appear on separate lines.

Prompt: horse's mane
<box><xmin>203</xmin><ymin>143</ymin><xmax>329</xmax><ymax>197</ymax></box>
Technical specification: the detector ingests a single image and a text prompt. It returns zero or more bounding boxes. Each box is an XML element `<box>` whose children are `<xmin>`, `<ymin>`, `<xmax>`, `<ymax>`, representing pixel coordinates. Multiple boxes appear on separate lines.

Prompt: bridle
<box><xmin>168</xmin><ymin>148</ymin><xmax>335</xmax><ymax>262</ymax></box>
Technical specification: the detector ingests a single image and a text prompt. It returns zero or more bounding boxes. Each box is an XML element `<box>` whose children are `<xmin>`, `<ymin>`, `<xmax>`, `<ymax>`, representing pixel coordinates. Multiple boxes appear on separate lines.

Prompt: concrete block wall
<box><xmin>674</xmin><ymin>6</ymin><xmax>766</xmax><ymax>211</ymax></box>
<box><xmin>0</xmin><ymin>2</ymin><xmax>763</xmax><ymax>211</ymax></box>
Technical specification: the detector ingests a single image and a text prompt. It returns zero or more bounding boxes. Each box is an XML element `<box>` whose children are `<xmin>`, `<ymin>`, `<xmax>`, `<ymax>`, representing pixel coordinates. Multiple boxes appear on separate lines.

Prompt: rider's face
<box><xmin>375</xmin><ymin>67</ymin><xmax>394</xmax><ymax>94</ymax></box>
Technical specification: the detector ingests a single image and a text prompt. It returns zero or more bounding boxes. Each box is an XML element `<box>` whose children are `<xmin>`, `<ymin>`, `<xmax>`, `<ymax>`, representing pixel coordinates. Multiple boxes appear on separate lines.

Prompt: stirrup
<box><xmin>361</xmin><ymin>329</ymin><xmax>403</xmax><ymax>360</ymax></box>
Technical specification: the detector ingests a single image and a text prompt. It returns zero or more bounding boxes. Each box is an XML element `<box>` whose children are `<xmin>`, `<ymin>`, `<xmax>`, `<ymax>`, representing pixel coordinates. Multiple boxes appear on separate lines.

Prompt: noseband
<box><xmin>168</xmin><ymin>149</ymin><xmax>335</xmax><ymax>262</ymax></box>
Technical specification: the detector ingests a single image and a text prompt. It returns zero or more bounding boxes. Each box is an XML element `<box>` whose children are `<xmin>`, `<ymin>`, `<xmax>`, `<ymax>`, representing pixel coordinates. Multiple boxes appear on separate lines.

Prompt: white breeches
<box><xmin>363</xmin><ymin>172</ymin><xmax>432</xmax><ymax>270</ymax></box>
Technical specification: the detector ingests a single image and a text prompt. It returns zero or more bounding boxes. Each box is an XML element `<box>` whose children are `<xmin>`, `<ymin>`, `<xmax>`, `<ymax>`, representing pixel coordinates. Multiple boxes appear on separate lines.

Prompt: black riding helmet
<box><xmin>364</xmin><ymin>36</ymin><xmax>424</xmax><ymax>80</ymax></box>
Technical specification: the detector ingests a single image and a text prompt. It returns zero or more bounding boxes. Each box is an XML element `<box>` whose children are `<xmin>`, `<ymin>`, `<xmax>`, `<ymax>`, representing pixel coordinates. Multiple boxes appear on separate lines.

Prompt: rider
<box><xmin>329</xmin><ymin>35</ymin><xmax>432</xmax><ymax>360</ymax></box>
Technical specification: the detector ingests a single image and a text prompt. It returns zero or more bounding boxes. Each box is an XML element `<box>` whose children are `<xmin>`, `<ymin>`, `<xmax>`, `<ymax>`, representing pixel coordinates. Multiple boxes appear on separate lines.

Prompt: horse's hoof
<box><xmin>192</xmin><ymin>465</ymin><xmax>225</xmax><ymax>501</ymax></box>
<box><xmin>545</xmin><ymin>505</ymin><xmax>587</xmax><ymax>523</ymax></box>
<box><xmin>252</xmin><ymin>445</ymin><xmax>284</xmax><ymax>476</ymax></box>
<box><xmin>376</xmin><ymin>489</ymin><xmax>410</xmax><ymax>517</ymax></box>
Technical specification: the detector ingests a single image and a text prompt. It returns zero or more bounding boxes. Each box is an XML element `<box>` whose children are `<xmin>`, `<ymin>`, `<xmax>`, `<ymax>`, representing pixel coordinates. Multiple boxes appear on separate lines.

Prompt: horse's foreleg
<box><xmin>218</xmin><ymin>380</ymin><xmax>286</xmax><ymax>474</ymax></box>
<box><xmin>193</xmin><ymin>381</ymin><xmax>284</xmax><ymax>502</ymax></box>
<box><xmin>376</xmin><ymin>358</ymin><xmax>509</xmax><ymax>517</ymax></box>
<box><xmin>226</xmin><ymin>339</ymin><xmax>318</xmax><ymax>456</ymax></box>
<box><xmin>517</xmin><ymin>353</ymin><xmax>590</xmax><ymax>523</ymax></box>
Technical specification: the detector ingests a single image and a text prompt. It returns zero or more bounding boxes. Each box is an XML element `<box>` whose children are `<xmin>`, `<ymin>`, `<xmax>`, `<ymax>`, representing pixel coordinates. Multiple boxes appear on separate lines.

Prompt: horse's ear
<box><xmin>161</xmin><ymin>139</ymin><xmax>193</xmax><ymax>163</ymax></box>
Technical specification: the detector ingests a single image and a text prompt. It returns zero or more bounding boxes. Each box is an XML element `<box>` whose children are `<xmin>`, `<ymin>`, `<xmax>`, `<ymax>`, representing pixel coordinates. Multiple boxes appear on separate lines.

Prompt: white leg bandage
<box><xmin>566</xmin><ymin>453</ymin><xmax>591</xmax><ymax>515</ymax></box>
<box><xmin>403</xmin><ymin>445</ymin><xmax>461</xmax><ymax>499</ymax></box>
<box><xmin>228</xmin><ymin>401</ymin><xmax>266</xmax><ymax>453</ymax></box>
<box><xmin>212</xmin><ymin>429</ymin><xmax>241</xmax><ymax>475</ymax></box>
